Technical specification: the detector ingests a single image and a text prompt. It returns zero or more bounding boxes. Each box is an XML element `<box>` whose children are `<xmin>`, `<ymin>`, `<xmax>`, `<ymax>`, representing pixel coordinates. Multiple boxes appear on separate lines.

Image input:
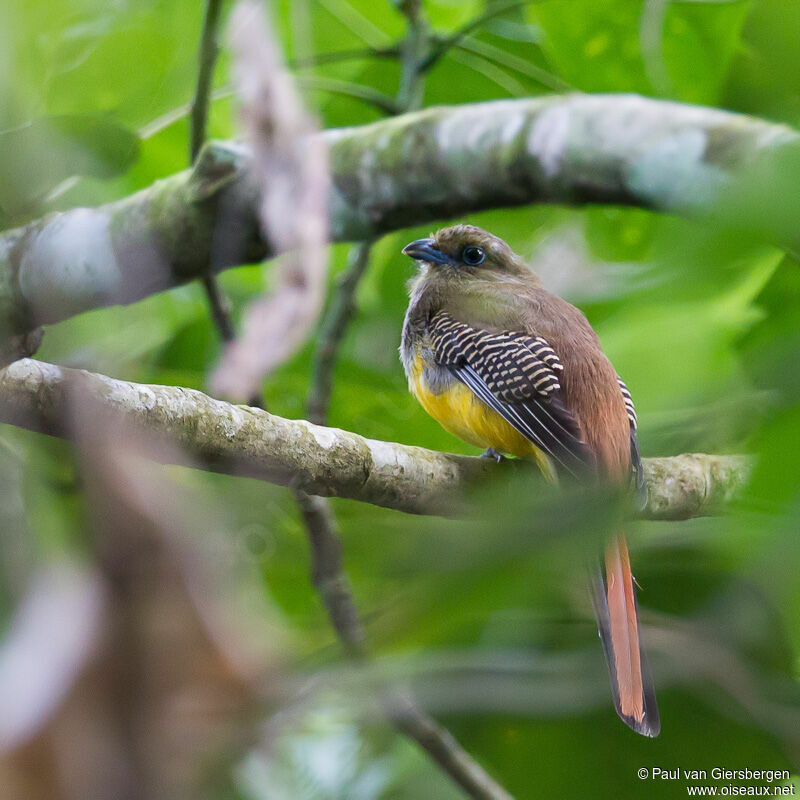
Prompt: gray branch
<box><xmin>1</xmin><ymin>94</ymin><xmax>796</xmax><ymax>347</ymax></box>
<box><xmin>0</xmin><ymin>359</ymin><xmax>751</xmax><ymax>520</ymax></box>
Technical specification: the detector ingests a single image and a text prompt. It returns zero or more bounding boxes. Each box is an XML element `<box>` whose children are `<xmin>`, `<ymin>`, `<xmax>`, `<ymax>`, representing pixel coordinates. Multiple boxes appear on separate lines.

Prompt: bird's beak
<box><xmin>402</xmin><ymin>237</ymin><xmax>451</xmax><ymax>265</ymax></box>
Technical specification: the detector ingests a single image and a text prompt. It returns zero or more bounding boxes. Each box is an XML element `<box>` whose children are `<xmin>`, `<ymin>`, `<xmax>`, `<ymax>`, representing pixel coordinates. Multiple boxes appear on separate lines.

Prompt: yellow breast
<box><xmin>409</xmin><ymin>353</ymin><xmax>551</xmax><ymax>469</ymax></box>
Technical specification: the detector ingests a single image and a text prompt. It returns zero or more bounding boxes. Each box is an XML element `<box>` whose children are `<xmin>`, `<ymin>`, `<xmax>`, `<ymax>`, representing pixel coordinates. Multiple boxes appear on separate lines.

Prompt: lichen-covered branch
<box><xmin>641</xmin><ymin>453</ymin><xmax>751</xmax><ymax>520</ymax></box>
<box><xmin>1</xmin><ymin>94</ymin><xmax>796</xmax><ymax>347</ymax></box>
<box><xmin>0</xmin><ymin>359</ymin><xmax>750</xmax><ymax>520</ymax></box>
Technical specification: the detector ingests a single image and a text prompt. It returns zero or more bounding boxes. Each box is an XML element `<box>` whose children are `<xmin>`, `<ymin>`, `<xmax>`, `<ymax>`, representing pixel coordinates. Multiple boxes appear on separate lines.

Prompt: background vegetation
<box><xmin>1</xmin><ymin>0</ymin><xmax>799</xmax><ymax>798</ymax></box>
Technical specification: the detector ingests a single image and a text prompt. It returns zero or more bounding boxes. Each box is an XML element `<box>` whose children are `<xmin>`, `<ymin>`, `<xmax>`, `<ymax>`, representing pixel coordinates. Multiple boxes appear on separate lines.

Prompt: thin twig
<box><xmin>289</xmin><ymin>44</ymin><xmax>400</xmax><ymax>70</ymax></box>
<box><xmin>306</xmin><ymin>241</ymin><xmax>372</xmax><ymax>425</ymax></box>
<box><xmin>201</xmin><ymin>274</ymin><xmax>235</xmax><ymax>342</ymax></box>
<box><xmin>295</xmin><ymin>75</ymin><xmax>402</xmax><ymax>115</ymax></box>
<box><xmin>197</xmin><ymin>1</ymin><xmax>341</xmax><ymax>620</ymax></box>
<box><xmin>456</xmin><ymin>37</ymin><xmax>571</xmax><ymax>93</ymax></box>
<box><xmin>388</xmin><ymin>691</ymin><xmax>515</xmax><ymax>800</ymax></box>
<box><xmin>140</xmin><ymin>87</ymin><xmax>234</xmax><ymax>141</ymax></box>
<box><xmin>189</xmin><ymin>0</ymin><xmax>362</xmax><ymax>684</ymax></box>
<box><xmin>640</xmin><ymin>0</ymin><xmax>671</xmax><ymax>96</ymax></box>
<box><xmin>420</xmin><ymin>0</ymin><xmax>537</xmax><ymax>73</ymax></box>
<box><xmin>315</xmin><ymin>0</ymin><xmax>393</xmax><ymax>49</ymax></box>
<box><xmin>292</xmin><ymin>488</ymin><xmax>366</xmax><ymax>657</ymax></box>
<box><xmin>449</xmin><ymin>49</ymin><xmax>529</xmax><ymax>98</ymax></box>
<box><xmin>190</xmin><ymin>0</ymin><xmax>225</xmax><ymax>163</ymax></box>
<box><xmin>189</xmin><ymin>0</ymin><xmax>240</xmax><ymax>349</ymax></box>
<box><xmin>395</xmin><ymin>0</ymin><xmax>426</xmax><ymax>110</ymax></box>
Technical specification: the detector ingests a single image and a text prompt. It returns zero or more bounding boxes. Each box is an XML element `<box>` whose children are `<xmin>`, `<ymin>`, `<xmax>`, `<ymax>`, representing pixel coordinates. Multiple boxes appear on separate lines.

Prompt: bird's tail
<box><xmin>590</xmin><ymin>532</ymin><xmax>660</xmax><ymax>737</ymax></box>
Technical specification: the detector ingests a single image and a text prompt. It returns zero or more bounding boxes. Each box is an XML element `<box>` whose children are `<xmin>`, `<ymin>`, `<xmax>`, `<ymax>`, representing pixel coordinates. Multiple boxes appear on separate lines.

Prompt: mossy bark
<box><xmin>0</xmin><ymin>358</ymin><xmax>749</xmax><ymax>520</ymax></box>
<box><xmin>0</xmin><ymin>94</ymin><xmax>797</xmax><ymax>353</ymax></box>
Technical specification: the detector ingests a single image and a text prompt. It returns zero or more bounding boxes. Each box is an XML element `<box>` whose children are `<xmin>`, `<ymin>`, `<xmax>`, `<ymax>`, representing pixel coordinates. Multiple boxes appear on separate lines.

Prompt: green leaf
<box><xmin>531</xmin><ymin>0</ymin><xmax>750</xmax><ymax>103</ymax></box>
<box><xmin>0</xmin><ymin>114</ymin><xmax>139</xmax><ymax>216</ymax></box>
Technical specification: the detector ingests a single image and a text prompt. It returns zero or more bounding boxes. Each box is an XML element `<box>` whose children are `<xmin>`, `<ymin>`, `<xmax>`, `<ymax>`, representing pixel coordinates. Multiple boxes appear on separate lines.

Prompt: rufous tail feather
<box><xmin>590</xmin><ymin>533</ymin><xmax>660</xmax><ymax>737</ymax></box>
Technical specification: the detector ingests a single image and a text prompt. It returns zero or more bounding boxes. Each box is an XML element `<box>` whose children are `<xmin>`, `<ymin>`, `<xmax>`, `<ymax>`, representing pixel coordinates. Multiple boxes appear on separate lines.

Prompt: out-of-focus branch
<box><xmin>291</xmin><ymin>488</ymin><xmax>367</xmax><ymax>656</ymax></box>
<box><xmin>200</xmin><ymin>272</ymin><xmax>236</xmax><ymax>342</ymax></box>
<box><xmin>2</xmin><ymin>94</ymin><xmax>795</xmax><ymax>349</ymax></box>
<box><xmin>210</xmin><ymin>0</ymin><xmax>329</xmax><ymax>399</ymax></box>
<box><xmin>188</xmin><ymin>8</ymin><xmax>507</xmax><ymax>792</ymax></box>
<box><xmin>0</xmin><ymin>359</ymin><xmax>751</xmax><ymax>521</ymax></box>
<box><xmin>388</xmin><ymin>689</ymin><xmax>515</xmax><ymax>800</ymax></box>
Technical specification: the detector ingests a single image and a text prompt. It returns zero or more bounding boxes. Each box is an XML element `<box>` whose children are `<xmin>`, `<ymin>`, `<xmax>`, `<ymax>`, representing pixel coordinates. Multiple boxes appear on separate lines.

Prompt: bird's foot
<box><xmin>480</xmin><ymin>447</ymin><xmax>505</xmax><ymax>463</ymax></box>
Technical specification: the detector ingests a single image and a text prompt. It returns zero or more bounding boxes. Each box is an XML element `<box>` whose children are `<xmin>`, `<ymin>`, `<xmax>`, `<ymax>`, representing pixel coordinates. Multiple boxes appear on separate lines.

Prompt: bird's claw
<box><xmin>480</xmin><ymin>447</ymin><xmax>505</xmax><ymax>463</ymax></box>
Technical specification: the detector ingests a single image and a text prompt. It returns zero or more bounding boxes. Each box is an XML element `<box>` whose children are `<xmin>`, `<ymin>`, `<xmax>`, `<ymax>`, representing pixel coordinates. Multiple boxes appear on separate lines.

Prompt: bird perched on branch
<box><xmin>400</xmin><ymin>224</ymin><xmax>659</xmax><ymax>737</ymax></box>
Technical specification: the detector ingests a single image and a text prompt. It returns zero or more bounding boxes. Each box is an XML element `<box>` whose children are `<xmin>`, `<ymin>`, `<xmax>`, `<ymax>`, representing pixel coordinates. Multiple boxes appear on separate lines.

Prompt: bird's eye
<box><xmin>461</xmin><ymin>245</ymin><xmax>486</xmax><ymax>266</ymax></box>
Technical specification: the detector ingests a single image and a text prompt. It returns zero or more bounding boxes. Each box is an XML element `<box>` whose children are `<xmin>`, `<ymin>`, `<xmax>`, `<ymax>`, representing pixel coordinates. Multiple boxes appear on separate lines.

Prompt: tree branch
<box><xmin>1</xmin><ymin>94</ymin><xmax>795</xmax><ymax>347</ymax></box>
<box><xmin>386</xmin><ymin>690</ymin><xmax>515</xmax><ymax>800</ymax></box>
<box><xmin>292</xmin><ymin>487</ymin><xmax>367</xmax><ymax>655</ymax></box>
<box><xmin>0</xmin><ymin>359</ymin><xmax>751</xmax><ymax>520</ymax></box>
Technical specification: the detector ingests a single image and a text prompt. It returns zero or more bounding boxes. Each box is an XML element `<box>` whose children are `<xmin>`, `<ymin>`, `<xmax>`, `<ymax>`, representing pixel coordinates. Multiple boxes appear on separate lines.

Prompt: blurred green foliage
<box><xmin>2</xmin><ymin>0</ymin><xmax>800</xmax><ymax>798</ymax></box>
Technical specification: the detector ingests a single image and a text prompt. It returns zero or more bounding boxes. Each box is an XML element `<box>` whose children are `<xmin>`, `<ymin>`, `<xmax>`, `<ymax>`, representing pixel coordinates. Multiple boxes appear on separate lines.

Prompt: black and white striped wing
<box><xmin>429</xmin><ymin>312</ymin><xmax>594</xmax><ymax>477</ymax></box>
<box><xmin>617</xmin><ymin>376</ymin><xmax>646</xmax><ymax>504</ymax></box>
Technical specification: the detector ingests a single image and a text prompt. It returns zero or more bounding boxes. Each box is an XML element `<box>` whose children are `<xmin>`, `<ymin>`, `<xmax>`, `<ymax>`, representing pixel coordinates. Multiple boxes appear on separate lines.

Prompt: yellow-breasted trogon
<box><xmin>400</xmin><ymin>224</ymin><xmax>659</xmax><ymax>737</ymax></box>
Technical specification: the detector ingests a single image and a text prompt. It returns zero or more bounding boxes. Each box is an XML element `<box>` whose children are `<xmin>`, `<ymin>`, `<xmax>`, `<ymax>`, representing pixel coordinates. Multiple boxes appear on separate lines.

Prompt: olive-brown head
<box><xmin>402</xmin><ymin>224</ymin><xmax>529</xmax><ymax>277</ymax></box>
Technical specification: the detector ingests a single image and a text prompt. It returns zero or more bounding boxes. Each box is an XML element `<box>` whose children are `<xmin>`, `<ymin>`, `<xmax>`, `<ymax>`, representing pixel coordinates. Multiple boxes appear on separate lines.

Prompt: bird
<box><xmin>399</xmin><ymin>224</ymin><xmax>659</xmax><ymax>737</ymax></box>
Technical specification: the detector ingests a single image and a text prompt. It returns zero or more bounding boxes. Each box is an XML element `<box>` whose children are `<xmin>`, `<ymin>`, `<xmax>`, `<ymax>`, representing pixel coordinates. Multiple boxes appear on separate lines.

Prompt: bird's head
<box><xmin>402</xmin><ymin>225</ymin><xmax>529</xmax><ymax>277</ymax></box>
